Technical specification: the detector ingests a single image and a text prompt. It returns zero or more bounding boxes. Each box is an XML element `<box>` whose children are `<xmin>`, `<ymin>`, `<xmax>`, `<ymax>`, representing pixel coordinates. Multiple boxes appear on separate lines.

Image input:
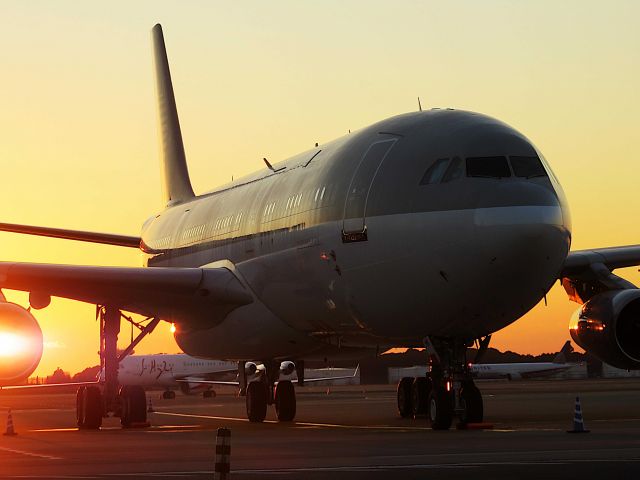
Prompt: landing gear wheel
<box><xmin>203</xmin><ymin>390</ymin><xmax>216</xmax><ymax>399</ymax></box>
<box><xmin>275</xmin><ymin>380</ymin><xmax>296</xmax><ymax>422</ymax></box>
<box><xmin>76</xmin><ymin>386</ymin><xmax>103</xmax><ymax>429</ymax></box>
<box><xmin>162</xmin><ymin>390</ymin><xmax>176</xmax><ymax>400</ymax></box>
<box><xmin>120</xmin><ymin>385</ymin><xmax>147</xmax><ymax>428</ymax></box>
<box><xmin>246</xmin><ymin>381</ymin><xmax>268</xmax><ymax>423</ymax></box>
<box><xmin>411</xmin><ymin>377</ymin><xmax>431</xmax><ymax>417</ymax></box>
<box><xmin>428</xmin><ymin>387</ymin><xmax>453</xmax><ymax>430</ymax></box>
<box><xmin>460</xmin><ymin>382</ymin><xmax>483</xmax><ymax>424</ymax></box>
<box><xmin>397</xmin><ymin>377</ymin><xmax>414</xmax><ymax>418</ymax></box>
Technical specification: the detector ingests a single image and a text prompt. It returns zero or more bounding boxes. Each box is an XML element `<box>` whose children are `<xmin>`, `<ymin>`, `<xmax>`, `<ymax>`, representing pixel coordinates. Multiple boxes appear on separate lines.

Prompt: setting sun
<box><xmin>0</xmin><ymin>332</ymin><xmax>29</xmax><ymax>357</ymax></box>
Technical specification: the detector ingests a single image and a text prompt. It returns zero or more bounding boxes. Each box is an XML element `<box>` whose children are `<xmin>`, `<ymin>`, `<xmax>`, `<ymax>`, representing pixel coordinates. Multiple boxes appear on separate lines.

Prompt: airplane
<box><xmin>114</xmin><ymin>353</ymin><xmax>358</xmax><ymax>399</ymax></box>
<box><xmin>115</xmin><ymin>354</ymin><xmax>239</xmax><ymax>399</ymax></box>
<box><xmin>469</xmin><ymin>340</ymin><xmax>577</xmax><ymax>380</ymax></box>
<box><xmin>0</xmin><ymin>23</ymin><xmax>639</xmax><ymax>430</ymax></box>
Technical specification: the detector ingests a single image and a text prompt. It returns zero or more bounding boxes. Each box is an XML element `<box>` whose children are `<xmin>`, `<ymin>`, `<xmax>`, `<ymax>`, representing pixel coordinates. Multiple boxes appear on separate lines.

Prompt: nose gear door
<box><xmin>342</xmin><ymin>139</ymin><xmax>397</xmax><ymax>242</ymax></box>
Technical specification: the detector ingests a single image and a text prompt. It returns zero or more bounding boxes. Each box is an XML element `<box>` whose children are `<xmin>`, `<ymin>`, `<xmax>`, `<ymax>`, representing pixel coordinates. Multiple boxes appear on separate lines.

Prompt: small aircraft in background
<box><xmin>469</xmin><ymin>341</ymin><xmax>577</xmax><ymax>380</ymax></box>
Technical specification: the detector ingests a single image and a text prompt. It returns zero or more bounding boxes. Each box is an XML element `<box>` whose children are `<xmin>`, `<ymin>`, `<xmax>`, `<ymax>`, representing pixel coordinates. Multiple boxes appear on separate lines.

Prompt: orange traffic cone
<box><xmin>567</xmin><ymin>396</ymin><xmax>590</xmax><ymax>433</ymax></box>
<box><xmin>4</xmin><ymin>409</ymin><xmax>17</xmax><ymax>436</ymax></box>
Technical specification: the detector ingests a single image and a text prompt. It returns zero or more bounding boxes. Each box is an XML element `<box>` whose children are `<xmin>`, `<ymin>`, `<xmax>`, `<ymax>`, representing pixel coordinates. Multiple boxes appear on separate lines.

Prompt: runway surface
<box><xmin>1</xmin><ymin>379</ymin><xmax>640</xmax><ymax>479</ymax></box>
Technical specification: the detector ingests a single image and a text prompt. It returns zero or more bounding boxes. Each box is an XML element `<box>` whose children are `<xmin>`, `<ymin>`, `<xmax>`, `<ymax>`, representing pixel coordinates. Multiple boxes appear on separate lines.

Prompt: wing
<box><xmin>175</xmin><ymin>367</ymin><xmax>238</xmax><ymax>382</ymax></box>
<box><xmin>300</xmin><ymin>365</ymin><xmax>360</xmax><ymax>384</ymax></box>
<box><xmin>0</xmin><ymin>381</ymin><xmax>100</xmax><ymax>391</ymax></box>
<box><xmin>0</xmin><ymin>262</ymin><xmax>252</xmax><ymax>325</ymax></box>
<box><xmin>0</xmin><ymin>222</ymin><xmax>141</xmax><ymax>248</ymax></box>
<box><xmin>560</xmin><ymin>245</ymin><xmax>640</xmax><ymax>303</ymax></box>
<box><xmin>177</xmin><ymin>365</ymin><xmax>361</xmax><ymax>387</ymax></box>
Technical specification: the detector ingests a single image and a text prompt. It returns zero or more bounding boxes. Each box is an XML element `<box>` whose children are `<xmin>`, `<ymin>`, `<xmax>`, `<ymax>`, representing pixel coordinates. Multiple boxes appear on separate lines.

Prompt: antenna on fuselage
<box><xmin>418</xmin><ymin>97</ymin><xmax>423</xmax><ymax>112</ymax></box>
<box><xmin>263</xmin><ymin>157</ymin><xmax>285</xmax><ymax>173</ymax></box>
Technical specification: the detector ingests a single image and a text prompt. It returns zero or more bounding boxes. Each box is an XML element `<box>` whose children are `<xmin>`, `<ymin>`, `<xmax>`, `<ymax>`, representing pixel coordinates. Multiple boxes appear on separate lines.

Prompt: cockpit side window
<box><xmin>442</xmin><ymin>156</ymin><xmax>463</xmax><ymax>183</ymax></box>
<box><xmin>419</xmin><ymin>158</ymin><xmax>450</xmax><ymax>185</ymax></box>
<box><xmin>510</xmin><ymin>155</ymin><xmax>548</xmax><ymax>179</ymax></box>
<box><xmin>466</xmin><ymin>156</ymin><xmax>511</xmax><ymax>178</ymax></box>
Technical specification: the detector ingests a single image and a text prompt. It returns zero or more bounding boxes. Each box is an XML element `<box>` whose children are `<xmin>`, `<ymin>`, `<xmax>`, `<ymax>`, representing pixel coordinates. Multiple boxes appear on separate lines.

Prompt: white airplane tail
<box><xmin>553</xmin><ymin>340</ymin><xmax>573</xmax><ymax>364</ymax></box>
<box><xmin>152</xmin><ymin>24</ymin><xmax>195</xmax><ymax>206</ymax></box>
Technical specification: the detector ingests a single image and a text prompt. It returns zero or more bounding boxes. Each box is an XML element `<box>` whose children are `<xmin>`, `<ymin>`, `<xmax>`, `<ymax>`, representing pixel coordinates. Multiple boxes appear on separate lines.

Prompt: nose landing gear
<box><xmin>396</xmin><ymin>336</ymin><xmax>488</xmax><ymax>430</ymax></box>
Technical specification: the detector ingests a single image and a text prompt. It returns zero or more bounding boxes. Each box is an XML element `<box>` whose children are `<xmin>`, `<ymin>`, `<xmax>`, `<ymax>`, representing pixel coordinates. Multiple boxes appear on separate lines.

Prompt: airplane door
<box><xmin>342</xmin><ymin>139</ymin><xmax>396</xmax><ymax>241</ymax></box>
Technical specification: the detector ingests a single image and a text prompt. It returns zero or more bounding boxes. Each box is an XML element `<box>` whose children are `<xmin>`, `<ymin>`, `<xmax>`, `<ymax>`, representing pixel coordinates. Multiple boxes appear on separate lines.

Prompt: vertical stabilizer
<box><xmin>553</xmin><ymin>340</ymin><xmax>573</xmax><ymax>363</ymax></box>
<box><xmin>152</xmin><ymin>24</ymin><xmax>195</xmax><ymax>206</ymax></box>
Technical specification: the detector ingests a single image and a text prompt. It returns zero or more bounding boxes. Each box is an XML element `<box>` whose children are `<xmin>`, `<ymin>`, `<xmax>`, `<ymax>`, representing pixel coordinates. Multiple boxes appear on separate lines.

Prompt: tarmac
<box><xmin>1</xmin><ymin>379</ymin><xmax>640</xmax><ymax>479</ymax></box>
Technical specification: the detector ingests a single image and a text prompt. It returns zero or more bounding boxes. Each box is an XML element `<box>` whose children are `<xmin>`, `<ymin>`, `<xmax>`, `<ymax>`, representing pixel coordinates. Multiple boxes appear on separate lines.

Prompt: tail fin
<box><xmin>553</xmin><ymin>340</ymin><xmax>573</xmax><ymax>363</ymax></box>
<box><xmin>152</xmin><ymin>24</ymin><xmax>195</xmax><ymax>206</ymax></box>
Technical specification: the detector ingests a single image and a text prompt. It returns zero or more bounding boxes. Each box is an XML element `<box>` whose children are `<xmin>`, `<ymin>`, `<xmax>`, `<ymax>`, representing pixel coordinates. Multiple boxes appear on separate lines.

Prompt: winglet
<box><xmin>152</xmin><ymin>24</ymin><xmax>195</xmax><ymax>206</ymax></box>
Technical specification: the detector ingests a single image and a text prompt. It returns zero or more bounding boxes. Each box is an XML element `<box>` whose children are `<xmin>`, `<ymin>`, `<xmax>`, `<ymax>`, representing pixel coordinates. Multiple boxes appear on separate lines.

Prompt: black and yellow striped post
<box><xmin>214</xmin><ymin>427</ymin><xmax>231</xmax><ymax>479</ymax></box>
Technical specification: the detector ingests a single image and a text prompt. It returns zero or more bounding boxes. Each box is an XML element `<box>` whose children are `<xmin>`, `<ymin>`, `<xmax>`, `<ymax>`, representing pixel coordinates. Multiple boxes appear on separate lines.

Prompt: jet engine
<box><xmin>280</xmin><ymin>360</ymin><xmax>295</xmax><ymax>376</ymax></box>
<box><xmin>570</xmin><ymin>289</ymin><xmax>640</xmax><ymax>369</ymax></box>
<box><xmin>179</xmin><ymin>382</ymin><xmax>211</xmax><ymax>396</ymax></box>
<box><xmin>0</xmin><ymin>302</ymin><xmax>44</xmax><ymax>385</ymax></box>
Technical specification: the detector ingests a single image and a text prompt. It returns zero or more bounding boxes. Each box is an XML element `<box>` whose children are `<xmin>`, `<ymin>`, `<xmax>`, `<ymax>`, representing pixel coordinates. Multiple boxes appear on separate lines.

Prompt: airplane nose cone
<box><xmin>469</xmin><ymin>181</ymin><xmax>571</xmax><ymax>327</ymax></box>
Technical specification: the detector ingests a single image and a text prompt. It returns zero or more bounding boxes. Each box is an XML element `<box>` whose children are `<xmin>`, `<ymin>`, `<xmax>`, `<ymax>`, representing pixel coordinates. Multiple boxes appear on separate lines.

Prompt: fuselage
<box><xmin>141</xmin><ymin>110</ymin><xmax>572</xmax><ymax>361</ymax></box>
<box><xmin>470</xmin><ymin>362</ymin><xmax>574</xmax><ymax>380</ymax></box>
<box><xmin>117</xmin><ymin>354</ymin><xmax>236</xmax><ymax>388</ymax></box>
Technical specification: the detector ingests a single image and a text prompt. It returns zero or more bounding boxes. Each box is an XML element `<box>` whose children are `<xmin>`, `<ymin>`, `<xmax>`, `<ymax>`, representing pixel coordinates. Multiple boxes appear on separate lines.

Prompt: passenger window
<box><xmin>419</xmin><ymin>158</ymin><xmax>450</xmax><ymax>185</ymax></box>
<box><xmin>442</xmin><ymin>157</ymin><xmax>463</xmax><ymax>182</ymax></box>
<box><xmin>510</xmin><ymin>155</ymin><xmax>547</xmax><ymax>178</ymax></box>
<box><xmin>466</xmin><ymin>156</ymin><xmax>511</xmax><ymax>178</ymax></box>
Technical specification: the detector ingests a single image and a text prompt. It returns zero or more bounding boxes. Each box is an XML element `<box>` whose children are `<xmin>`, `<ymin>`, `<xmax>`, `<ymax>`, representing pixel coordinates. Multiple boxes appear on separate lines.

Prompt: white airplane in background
<box><xmin>115</xmin><ymin>354</ymin><xmax>358</xmax><ymax>399</ymax></box>
<box><xmin>116</xmin><ymin>354</ymin><xmax>238</xmax><ymax>399</ymax></box>
<box><xmin>470</xmin><ymin>341</ymin><xmax>577</xmax><ymax>380</ymax></box>
<box><xmin>1</xmin><ymin>24</ymin><xmax>640</xmax><ymax>431</ymax></box>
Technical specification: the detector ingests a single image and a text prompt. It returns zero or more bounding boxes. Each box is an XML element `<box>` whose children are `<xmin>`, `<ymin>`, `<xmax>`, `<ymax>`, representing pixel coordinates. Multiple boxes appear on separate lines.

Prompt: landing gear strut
<box><xmin>242</xmin><ymin>360</ymin><xmax>297</xmax><ymax>423</ymax></box>
<box><xmin>75</xmin><ymin>305</ymin><xmax>159</xmax><ymax>429</ymax></box>
<box><xmin>396</xmin><ymin>336</ymin><xmax>486</xmax><ymax>430</ymax></box>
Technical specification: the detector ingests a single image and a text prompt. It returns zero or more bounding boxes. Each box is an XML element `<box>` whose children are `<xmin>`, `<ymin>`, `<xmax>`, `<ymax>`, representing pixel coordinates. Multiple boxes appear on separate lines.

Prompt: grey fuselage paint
<box><xmin>141</xmin><ymin>110</ymin><xmax>572</xmax><ymax>361</ymax></box>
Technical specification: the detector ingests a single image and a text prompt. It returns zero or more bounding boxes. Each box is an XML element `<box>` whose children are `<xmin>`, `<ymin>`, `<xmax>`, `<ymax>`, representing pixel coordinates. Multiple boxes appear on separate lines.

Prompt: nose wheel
<box><xmin>428</xmin><ymin>386</ymin><xmax>453</xmax><ymax>430</ymax></box>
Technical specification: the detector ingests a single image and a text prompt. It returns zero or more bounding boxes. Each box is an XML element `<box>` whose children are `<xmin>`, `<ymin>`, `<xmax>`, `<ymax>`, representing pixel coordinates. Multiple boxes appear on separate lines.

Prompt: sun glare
<box><xmin>0</xmin><ymin>332</ymin><xmax>29</xmax><ymax>357</ymax></box>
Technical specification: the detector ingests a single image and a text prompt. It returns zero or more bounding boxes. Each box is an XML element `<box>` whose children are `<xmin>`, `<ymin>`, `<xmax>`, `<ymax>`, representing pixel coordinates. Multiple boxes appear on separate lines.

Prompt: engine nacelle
<box><xmin>0</xmin><ymin>302</ymin><xmax>44</xmax><ymax>385</ymax></box>
<box><xmin>570</xmin><ymin>289</ymin><xmax>640</xmax><ymax>369</ymax></box>
<box><xmin>179</xmin><ymin>381</ymin><xmax>210</xmax><ymax>395</ymax></box>
<box><xmin>280</xmin><ymin>360</ymin><xmax>295</xmax><ymax>376</ymax></box>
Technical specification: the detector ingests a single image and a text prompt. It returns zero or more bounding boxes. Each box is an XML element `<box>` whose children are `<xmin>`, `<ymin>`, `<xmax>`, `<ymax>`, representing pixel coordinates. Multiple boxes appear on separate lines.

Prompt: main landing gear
<box><xmin>397</xmin><ymin>336</ymin><xmax>488</xmax><ymax>430</ymax></box>
<box><xmin>76</xmin><ymin>305</ymin><xmax>160</xmax><ymax>430</ymax></box>
<box><xmin>242</xmin><ymin>360</ymin><xmax>298</xmax><ymax>423</ymax></box>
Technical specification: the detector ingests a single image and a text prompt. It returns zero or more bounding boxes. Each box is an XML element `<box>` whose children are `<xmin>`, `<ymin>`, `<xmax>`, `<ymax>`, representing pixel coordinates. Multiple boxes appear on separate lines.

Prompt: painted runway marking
<box><xmin>155</xmin><ymin>411</ymin><xmax>431</xmax><ymax>431</ymax></box>
<box><xmin>0</xmin><ymin>446</ymin><xmax>63</xmax><ymax>460</ymax></box>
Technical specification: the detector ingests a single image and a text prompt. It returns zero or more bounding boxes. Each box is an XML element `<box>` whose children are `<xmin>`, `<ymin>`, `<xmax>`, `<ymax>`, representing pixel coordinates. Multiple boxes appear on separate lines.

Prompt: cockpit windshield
<box><xmin>510</xmin><ymin>155</ymin><xmax>548</xmax><ymax>178</ymax></box>
<box><xmin>466</xmin><ymin>156</ymin><xmax>511</xmax><ymax>178</ymax></box>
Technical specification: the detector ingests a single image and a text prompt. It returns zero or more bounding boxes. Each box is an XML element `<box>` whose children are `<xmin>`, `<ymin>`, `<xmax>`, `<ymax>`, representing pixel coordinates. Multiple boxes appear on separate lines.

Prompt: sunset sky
<box><xmin>1</xmin><ymin>1</ymin><xmax>639</xmax><ymax>376</ymax></box>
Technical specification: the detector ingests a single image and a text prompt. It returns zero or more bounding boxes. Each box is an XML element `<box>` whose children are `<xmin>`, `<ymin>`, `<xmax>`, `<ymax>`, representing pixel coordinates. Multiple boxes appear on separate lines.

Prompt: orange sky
<box><xmin>0</xmin><ymin>1</ymin><xmax>639</xmax><ymax>376</ymax></box>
